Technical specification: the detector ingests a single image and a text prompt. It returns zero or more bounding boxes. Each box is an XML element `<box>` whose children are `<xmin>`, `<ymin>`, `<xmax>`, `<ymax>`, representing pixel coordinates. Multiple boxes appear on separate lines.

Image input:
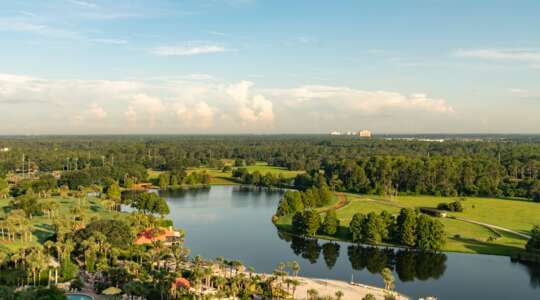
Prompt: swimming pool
<box><xmin>66</xmin><ymin>294</ymin><xmax>93</xmax><ymax>300</ymax></box>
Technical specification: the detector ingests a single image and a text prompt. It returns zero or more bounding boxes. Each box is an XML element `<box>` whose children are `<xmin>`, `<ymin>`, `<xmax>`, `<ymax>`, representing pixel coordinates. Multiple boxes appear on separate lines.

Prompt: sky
<box><xmin>0</xmin><ymin>0</ymin><xmax>539</xmax><ymax>134</ymax></box>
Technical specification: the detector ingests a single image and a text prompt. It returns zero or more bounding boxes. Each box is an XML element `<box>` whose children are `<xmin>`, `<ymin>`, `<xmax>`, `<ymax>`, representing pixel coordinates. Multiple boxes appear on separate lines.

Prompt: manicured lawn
<box><xmin>244</xmin><ymin>162</ymin><xmax>304</xmax><ymax>179</ymax></box>
<box><xmin>276</xmin><ymin>193</ymin><xmax>537</xmax><ymax>256</ymax></box>
<box><xmin>156</xmin><ymin>162</ymin><xmax>305</xmax><ymax>185</ymax></box>
<box><xmin>363</xmin><ymin>194</ymin><xmax>540</xmax><ymax>236</ymax></box>
<box><xmin>186</xmin><ymin>167</ymin><xmax>237</xmax><ymax>185</ymax></box>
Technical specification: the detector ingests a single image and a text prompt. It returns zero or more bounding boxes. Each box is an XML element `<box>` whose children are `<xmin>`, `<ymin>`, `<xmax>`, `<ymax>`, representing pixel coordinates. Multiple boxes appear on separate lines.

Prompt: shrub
<box><xmin>437</xmin><ymin>201</ymin><xmax>463</xmax><ymax>212</ymax></box>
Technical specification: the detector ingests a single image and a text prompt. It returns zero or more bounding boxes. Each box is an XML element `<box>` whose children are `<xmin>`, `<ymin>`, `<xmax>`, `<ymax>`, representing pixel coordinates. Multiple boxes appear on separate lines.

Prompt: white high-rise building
<box><xmin>358</xmin><ymin>130</ymin><xmax>372</xmax><ymax>138</ymax></box>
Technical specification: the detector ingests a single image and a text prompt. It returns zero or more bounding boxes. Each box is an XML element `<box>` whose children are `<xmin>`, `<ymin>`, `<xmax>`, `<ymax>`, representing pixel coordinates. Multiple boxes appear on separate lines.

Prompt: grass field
<box><xmin>363</xmin><ymin>194</ymin><xmax>540</xmax><ymax>236</ymax></box>
<box><xmin>149</xmin><ymin>162</ymin><xmax>304</xmax><ymax>185</ymax></box>
<box><xmin>0</xmin><ymin>196</ymin><xmax>117</xmax><ymax>252</ymax></box>
<box><xmin>276</xmin><ymin>193</ymin><xmax>539</xmax><ymax>256</ymax></box>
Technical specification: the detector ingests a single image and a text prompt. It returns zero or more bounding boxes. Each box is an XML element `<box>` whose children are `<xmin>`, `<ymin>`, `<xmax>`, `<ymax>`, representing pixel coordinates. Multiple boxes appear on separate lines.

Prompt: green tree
<box><xmin>158</xmin><ymin>173</ymin><xmax>170</xmax><ymax>189</ymax></box>
<box><xmin>362</xmin><ymin>212</ymin><xmax>387</xmax><ymax>244</ymax></box>
<box><xmin>349</xmin><ymin>213</ymin><xmax>366</xmax><ymax>243</ymax></box>
<box><xmin>362</xmin><ymin>294</ymin><xmax>376</xmax><ymax>300</ymax></box>
<box><xmin>530</xmin><ymin>180</ymin><xmax>540</xmax><ymax>202</ymax></box>
<box><xmin>106</xmin><ymin>182</ymin><xmax>121</xmax><ymax>205</ymax></box>
<box><xmin>322</xmin><ymin>209</ymin><xmax>340</xmax><ymax>235</ymax></box>
<box><xmin>303</xmin><ymin>210</ymin><xmax>321</xmax><ymax>237</ymax></box>
<box><xmin>396</xmin><ymin>208</ymin><xmax>417</xmax><ymax>247</ymax></box>
<box><xmin>526</xmin><ymin>225</ymin><xmax>540</xmax><ymax>253</ymax></box>
<box><xmin>132</xmin><ymin>192</ymin><xmax>170</xmax><ymax>218</ymax></box>
<box><xmin>0</xmin><ymin>177</ymin><xmax>9</xmax><ymax>198</ymax></box>
<box><xmin>415</xmin><ymin>215</ymin><xmax>446</xmax><ymax>252</ymax></box>
<box><xmin>292</xmin><ymin>212</ymin><xmax>306</xmax><ymax>235</ymax></box>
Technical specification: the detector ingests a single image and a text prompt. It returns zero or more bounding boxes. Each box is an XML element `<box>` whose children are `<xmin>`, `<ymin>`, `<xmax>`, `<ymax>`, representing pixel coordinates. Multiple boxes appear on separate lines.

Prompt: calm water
<box><xmin>156</xmin><ymin>186</ymin><xmax>540</xmax><ymax>300</ymax></box>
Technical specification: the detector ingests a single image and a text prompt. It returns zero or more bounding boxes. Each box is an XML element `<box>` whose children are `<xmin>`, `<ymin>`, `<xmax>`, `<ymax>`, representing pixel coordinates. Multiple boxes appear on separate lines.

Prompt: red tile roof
<box><xmin>134</xmin><ymin>227</ymin><xmax>180</xmax><ymax>245</ymax></box>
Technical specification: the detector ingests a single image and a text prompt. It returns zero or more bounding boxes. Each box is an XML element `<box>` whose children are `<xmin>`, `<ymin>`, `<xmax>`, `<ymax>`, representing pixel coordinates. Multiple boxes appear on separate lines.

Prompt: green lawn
<box><xmin>363</xmin><ymin>194</ymin><xmax>540</xmax><ymax>236</ymax></box>
<box><xmin>243</xmin><ymin>162</ymin><xmax>304</xmax><ymax>179</ymax></box>
<box><xmin>276</xmin><ymin>193</ymin><xmax>538</xmax><ymax>256</ymax></box>
<box><xmin>151</xmin><ymin>162</ymin><xmax>305</xmax><ymax>186</ymax></box>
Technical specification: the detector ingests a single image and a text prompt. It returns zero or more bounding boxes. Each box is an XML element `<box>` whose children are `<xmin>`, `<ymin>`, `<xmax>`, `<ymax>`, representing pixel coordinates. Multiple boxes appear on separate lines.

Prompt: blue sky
<box><xmin>0</xmin><ymin>0</ymin><xmax>539</xmax><ymax>134</ymax></box>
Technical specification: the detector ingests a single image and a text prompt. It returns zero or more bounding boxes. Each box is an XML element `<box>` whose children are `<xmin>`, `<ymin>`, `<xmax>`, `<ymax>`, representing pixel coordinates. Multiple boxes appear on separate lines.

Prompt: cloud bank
<box><xmin>0</xmin><ymin>73</ymin><xmax>454</xmax><ymax>134</ymax></box>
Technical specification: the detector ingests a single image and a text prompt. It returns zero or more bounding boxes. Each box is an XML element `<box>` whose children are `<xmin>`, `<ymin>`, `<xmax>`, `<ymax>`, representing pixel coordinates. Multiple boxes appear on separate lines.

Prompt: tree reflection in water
<box><xmin>278</xmin><ymin>230</ymin><xmax>447</xmax><ymax>282</ymax></box>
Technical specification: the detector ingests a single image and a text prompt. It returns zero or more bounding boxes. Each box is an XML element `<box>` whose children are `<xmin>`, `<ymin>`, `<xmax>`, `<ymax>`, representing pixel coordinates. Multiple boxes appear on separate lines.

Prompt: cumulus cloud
<box><xmin>74</xmin><ymin>102</ymin><xmax>107</xmax><ymax>123</ymax></box>
<box><xmin>0</xmin><ymin>72</ymin><xmax>455</xmax><ymax>133</ymax></box>
<box><xmin>226</xmin><ymin>81</ymin><xmax>274</xmax><ymax>124</ymax></box>
<box><xmin>87</xmin><ymin>102</ymin><xmax>107</xmax><ymax>119</ymax></box>
<box><xmin>268</xmin><ymin>85</ymin><xmax>453</xmax><ymax>115</ymax></box>
<box><xmin>175</xmin><ymin>101</ymin><xmax>216</xmax><ymax>128</ymax></box>
<box><xmin>125</xmin><ymin>94</ymin><xmax>165</xmax><ymax>127</ymax></box>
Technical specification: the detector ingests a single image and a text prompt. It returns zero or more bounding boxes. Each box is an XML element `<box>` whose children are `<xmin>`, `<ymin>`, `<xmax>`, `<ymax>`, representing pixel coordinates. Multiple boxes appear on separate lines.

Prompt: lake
<box><xmin>158</xmin><ymin>186</ymin><xmax>540</xmax><ymax>300</ymax></box>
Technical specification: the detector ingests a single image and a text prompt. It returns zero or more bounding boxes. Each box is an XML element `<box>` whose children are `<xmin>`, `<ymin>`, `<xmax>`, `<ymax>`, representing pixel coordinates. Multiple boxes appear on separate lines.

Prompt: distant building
<box><xmin>0</xmin><ymin>147</ymin><xmax>9</xmax><ymax>152</ymax></box>
<box><xmin>358</xmin><ymin>130</ymin><xmax>372</xmax><ymax>138</ymax></box>
<box><xmin>330</xmin><ymin>131</ymin><xmax>341</xmax><ymax>135</ymax></box>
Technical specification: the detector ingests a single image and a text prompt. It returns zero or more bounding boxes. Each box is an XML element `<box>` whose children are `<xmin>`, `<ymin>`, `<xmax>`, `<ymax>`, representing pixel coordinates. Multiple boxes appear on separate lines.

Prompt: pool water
<box><xmin>66</xmin><ymin>294</ymin><xmax>93</xmax><ymax>300</ymax></box>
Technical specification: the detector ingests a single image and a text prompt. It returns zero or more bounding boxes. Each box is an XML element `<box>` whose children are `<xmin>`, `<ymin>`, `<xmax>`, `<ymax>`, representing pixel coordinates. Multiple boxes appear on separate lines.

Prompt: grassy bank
<box><xmin>149</xmin><ymin>162</ymin><xmax>305</xmax><ymax>185</ymax></box>
<box><xmin>275</xmin><ymin>193</ymin><xmax>539</xmax><ymax>256</ymax></box>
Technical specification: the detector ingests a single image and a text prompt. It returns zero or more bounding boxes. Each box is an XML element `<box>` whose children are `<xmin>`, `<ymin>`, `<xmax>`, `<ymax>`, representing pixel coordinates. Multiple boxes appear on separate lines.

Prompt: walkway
<box><xmin>452</xmin><ymin>216</ymin><xmax>531</xmax><ymax>239</ymax></box>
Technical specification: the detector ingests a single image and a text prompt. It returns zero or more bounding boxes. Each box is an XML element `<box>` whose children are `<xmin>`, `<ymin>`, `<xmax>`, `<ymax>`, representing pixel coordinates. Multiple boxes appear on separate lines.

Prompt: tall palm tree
<box><xmin>289</xmin><ymin>260</ymin><xmax>300</xmax><ymax>277</ymax></box>
<box><xmin>203</xmin><ymin>267</ymin><xmax>213</xmax><ymax>288</ymax></box>
<box><xmin>27</xmin><ymin>247</ymin><xmax>46</xmax><ymax>286</ymax></box>
<box><xmin>307</xmin><ymin>288</ymin><xmax>319</xmax><ymax>300</ymax></box>
<box><xmin>289</xmin><ymin>278</ymin><xmax>300</xmax><ymax>299</ymax></box>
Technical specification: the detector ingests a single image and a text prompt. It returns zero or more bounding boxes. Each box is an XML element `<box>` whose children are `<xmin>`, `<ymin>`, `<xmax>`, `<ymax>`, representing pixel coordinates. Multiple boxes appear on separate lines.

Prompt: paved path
<box><xmin>357</xmin><ymin>196</ymin><xmax>532</xmax><ymax>240</ymax></box>
<box><xmin>452</xmin><ymin>216</ymin><xmax>531</xmax><ymax>239</ymax></box>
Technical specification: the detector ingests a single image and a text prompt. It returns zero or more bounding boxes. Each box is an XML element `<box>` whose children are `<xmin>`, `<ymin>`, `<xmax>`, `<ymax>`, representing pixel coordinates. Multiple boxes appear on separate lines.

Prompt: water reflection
<box><xmin>515</xmin><ymin>261</ymin><xmax>540</xmax><ymax>288</ymax></box>
<box><xmin>277</xmin><ymin>231</ymin><xmax>447</xmax><ymax>282</ymax></box>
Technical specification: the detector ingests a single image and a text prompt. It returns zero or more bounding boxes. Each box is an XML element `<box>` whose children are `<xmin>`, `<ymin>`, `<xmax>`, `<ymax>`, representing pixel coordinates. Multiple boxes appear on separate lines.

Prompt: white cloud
<box><xmin>151</xmin><ymin>43</ymin><xmax>229</xmax><ymax>56</ymax></box>
<box><xmin>0</xmin><ymin>72</ymin><xmax>457</xmax><ymax>133</ymax></box>
<box><xmin>124</xmin><ymin>105</ymin><xmax>137</xmax><ymax>123</ymax></box>
<box><xmin>74</xmin><ymin>102</ymin><xmax>107</xmax><ymax>123</ymax></box>
<box><xmin>175</xmin><ymin>101</ymin><xmax>216</xmax><ymax>128</ymax></box>
<box><xmin>455</xmin><ymin>48</ymin><xmax>540</xmax><ymax>62</ymax></box>
<box><xmin>268</xmin><ymin>85</ymin><xmax>453</xmax><ymax>114</ymax></box>
<box><xmin>126</xmin><ymin>94</ymin><xmax>165</xmax><ymax>127</ymax></box>
<box><xmin>226</xmin><ymin>81</ymin><xmax>274</xmax><ymax>124</ymax></box>
<box><xmin>87</xmin><ymin>102</ymin><xmax>107</xmax><ymax>119</ymax></box>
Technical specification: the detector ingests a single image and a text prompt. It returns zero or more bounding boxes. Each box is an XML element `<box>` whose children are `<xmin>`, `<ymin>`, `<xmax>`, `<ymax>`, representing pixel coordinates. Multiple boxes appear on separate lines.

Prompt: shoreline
<box><xmin>130</xmin><ymin>183</ymin><xmax>528</xmax><ymax>257</ymax></box>
<box><xmin>244</xmin><ymin>272</ymin><xmax>409</xmax><ymax>300</ymax></box>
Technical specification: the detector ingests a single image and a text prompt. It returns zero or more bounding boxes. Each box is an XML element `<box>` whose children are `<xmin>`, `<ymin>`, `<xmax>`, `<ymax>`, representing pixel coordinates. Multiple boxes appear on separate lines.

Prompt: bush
<box><xmin>437</xmin><ymin>201</ymin><xmax>463</xmax><ymax>212</ymax></box>
<box><xmin>363</xmin><ymin>294</ymin><xmax>376</xmax><ymax>300</ymax></box>
<box><xmin>70</xmin><ymin>277</ymin><xmax>84</xmax><ymax>291</ymax></box>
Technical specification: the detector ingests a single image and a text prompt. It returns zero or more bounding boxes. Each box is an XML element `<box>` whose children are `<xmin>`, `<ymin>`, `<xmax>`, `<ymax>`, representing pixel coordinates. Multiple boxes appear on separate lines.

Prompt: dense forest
<box><xmin>0</xmin><ymin>135</ymin><xmax>540</xmax><ymax>199</ymax></box>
